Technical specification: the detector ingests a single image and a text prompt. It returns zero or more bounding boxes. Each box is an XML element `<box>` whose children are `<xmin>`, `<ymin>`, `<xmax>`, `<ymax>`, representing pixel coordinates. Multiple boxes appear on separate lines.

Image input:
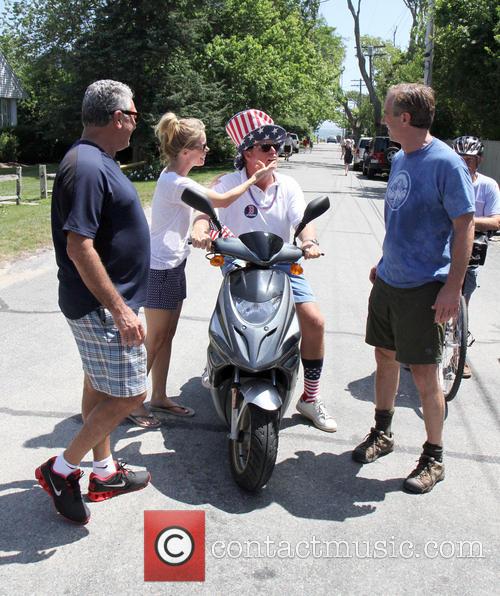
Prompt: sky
<box><xmin>320</xmin><ymin>0</ymin><xmax>413</xmax><ymax>90</ymax></box>
<box><xmin>317</xmin><ymin>0</ymin><xmax>413</xmax><ymax>134</ymax></box>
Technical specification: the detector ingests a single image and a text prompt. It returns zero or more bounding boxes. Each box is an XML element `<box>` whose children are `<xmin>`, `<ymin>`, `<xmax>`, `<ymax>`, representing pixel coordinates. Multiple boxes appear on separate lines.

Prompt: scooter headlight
<box><xmin>233</xmin><ymin>295</ymin><xmax>282</xmax><ymax>325</ymax></box>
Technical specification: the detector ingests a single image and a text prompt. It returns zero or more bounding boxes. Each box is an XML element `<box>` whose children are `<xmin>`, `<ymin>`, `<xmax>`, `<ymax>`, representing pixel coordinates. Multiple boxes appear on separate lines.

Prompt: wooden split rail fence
<box><xmin>0</xmin><ymin>167</ymin><xmax>22</xmax><ymax>204</ymax></box>
<box><xmin>1</xmin><ymin>161</ymin><xmax>145</xmax><ymax>204</ymax></box>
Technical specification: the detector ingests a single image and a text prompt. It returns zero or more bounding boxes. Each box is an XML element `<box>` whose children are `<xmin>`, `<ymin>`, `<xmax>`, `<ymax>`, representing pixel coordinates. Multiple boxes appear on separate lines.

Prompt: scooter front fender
<box><xmin>238</xmin><ymin>379</ymin><xmax>282</xmax><ymax>411</ymax></box>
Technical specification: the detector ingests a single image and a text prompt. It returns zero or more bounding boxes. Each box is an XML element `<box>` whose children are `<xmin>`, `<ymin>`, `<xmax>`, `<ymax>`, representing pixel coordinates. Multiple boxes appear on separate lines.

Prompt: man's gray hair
<box><xmin>82</xmin><ymin>80</ymin><xmax>134</xmax><ymax>127</ymax></box>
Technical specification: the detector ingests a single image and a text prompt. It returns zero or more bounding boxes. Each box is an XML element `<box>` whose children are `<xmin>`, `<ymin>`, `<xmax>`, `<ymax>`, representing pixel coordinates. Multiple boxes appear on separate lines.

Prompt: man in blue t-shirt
<box><xmin>352</xmin><ymin>83</ymin><xmax>475</xmax><ymax>494</ymax></box>
<box><xmin>35</xmin><ymin>80</ymin><xmax>152</xmax><ymax>524</ymax></box>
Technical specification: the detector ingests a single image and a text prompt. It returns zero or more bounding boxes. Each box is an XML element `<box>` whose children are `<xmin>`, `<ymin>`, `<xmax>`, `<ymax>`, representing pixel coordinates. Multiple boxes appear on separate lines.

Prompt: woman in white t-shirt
<box><xmin>129</xmin><ymin>112</ymin><xmax>275</xmax><ymax>427</ymax></box>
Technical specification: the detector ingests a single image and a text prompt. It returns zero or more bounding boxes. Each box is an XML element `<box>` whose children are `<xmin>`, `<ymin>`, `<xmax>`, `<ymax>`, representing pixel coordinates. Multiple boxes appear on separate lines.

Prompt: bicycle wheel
<box><xmin>439</xmin><ymin>295</ymin><xmax>468</xmax><ymax>402</ymax></box>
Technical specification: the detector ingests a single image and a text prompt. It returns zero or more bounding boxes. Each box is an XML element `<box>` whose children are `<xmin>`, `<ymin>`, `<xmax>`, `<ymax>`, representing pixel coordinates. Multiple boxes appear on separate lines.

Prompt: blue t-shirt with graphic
<box><xmin>377</xmin><ymin>137</ymin><xmax>474</xmax><ymax>288</ymax></box>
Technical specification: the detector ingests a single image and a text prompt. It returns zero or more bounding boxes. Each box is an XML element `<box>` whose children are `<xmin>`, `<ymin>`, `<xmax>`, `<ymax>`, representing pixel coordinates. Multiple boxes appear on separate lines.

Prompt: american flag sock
<box><xmin>301</xmin><ymin>358</ymin><xmax>323</xmax><ymax>403</ymax></box>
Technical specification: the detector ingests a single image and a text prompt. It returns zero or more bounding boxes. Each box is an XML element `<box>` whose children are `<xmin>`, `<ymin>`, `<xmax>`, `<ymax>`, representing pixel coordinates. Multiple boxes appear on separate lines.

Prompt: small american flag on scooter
<box><xmin>209</xmin><ymin>220</ymin><xmax>235</xmax><ymax>240</ymax></box>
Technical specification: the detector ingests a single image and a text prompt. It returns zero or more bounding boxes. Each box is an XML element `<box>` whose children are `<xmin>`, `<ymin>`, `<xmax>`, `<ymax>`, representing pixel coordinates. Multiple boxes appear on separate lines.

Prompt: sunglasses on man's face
<box><xmin>254</xmin><ymin>142</ymin><xmax>282</xmax><ymax>153</ymax></box>
<box><xmin>109</xmin><ymin>109</ymin><xmax>139</xmax><ymax>123</ymax></box>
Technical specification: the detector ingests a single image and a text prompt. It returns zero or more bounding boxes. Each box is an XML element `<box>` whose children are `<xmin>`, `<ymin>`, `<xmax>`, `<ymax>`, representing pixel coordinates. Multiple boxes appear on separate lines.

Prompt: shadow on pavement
<box><xmin>0</xmin><ymin>479</ymin><xmax>89</xmax><ymax>565</ymax></box>
<box><xmin>346</xmin><ymin>370</ymin><xmax>423</xmax><ymax>420</ymax></box>
<box><xmin>23</xmin><ymin>375</ymin><xmax>402</xmax><ymax>526</ymax></box>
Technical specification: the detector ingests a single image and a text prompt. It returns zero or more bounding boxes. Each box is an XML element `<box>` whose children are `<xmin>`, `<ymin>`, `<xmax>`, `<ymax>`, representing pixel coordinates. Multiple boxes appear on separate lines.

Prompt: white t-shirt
<box><xmin>213</xmin><ymin>169</ymin><xmax>306</xmax><ymax>241</ymax></box>
<box><xmin>473</xmin><ymin>172</ymin><xmax>500</xmax><ymax>217</ymax></box>
<box><xmin>149</xmin><ymin>170</ymin><xmax>204</xmax><ymax>269</ymax></box>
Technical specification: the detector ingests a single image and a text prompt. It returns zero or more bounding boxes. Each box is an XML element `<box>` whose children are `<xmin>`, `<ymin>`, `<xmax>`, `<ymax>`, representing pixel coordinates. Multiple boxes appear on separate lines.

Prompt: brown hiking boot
<box><xmin>403</xmin><ymin>455</ymin><xmax>445</xmax><ymax>494</ymax></box>
<box><xmin>352</xmin><ymin>427</ymin><xmax>394</xmax><ymax>463</ymax></box>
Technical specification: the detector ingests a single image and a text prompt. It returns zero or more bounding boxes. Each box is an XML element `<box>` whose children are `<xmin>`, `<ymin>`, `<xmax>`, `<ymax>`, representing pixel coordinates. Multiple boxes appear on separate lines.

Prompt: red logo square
<box><xmin>144</xmin><ymin>510</ymin><xmax>205</xmax><ymax>582</ymax></box>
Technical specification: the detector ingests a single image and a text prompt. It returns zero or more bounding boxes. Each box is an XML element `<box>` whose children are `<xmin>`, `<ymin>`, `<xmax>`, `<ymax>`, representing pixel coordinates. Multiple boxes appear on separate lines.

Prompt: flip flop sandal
<box><xmin>150</xmin><ymin>404</ymin><xmax>195</xmax><ymax>418</ymax></box>
<box><xmin>126</xmin><ymin>413</ymin><xmax>162</xmax><ymax>429</ymax></box>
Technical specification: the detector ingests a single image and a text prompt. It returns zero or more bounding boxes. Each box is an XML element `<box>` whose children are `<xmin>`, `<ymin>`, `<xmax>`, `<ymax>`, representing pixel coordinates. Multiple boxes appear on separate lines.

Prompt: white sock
<box><xmin>93</xmin><ymin>455</ymin><xmax>117</xmax><ymax>478</ymax></box>
<box><xmin>53</xmin><ymin>453</ymin><xmax>79</xmax><ymax>477</ymax></box>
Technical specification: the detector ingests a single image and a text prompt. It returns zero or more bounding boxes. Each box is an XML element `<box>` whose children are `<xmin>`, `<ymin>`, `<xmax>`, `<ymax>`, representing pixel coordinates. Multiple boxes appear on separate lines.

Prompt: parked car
<box><xmin>362</xmin><ymin>136</ymin><xmax>401</xmax><ymax>178</ymax></box>
<box><xmin>353</xmin><ymin>137</ymin><xmax>372</xmax><ymax>171</ymax></box>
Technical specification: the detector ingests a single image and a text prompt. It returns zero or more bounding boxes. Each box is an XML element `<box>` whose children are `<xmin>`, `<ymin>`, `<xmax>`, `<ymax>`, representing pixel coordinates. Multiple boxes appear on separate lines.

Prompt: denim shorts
<box><xmin>145</xmin><ymin>260</ymin><xmax>187</xmax><ymax>310</ymax></box>
<box><xmin>222</xmin><ymin>259</ymin><xmax>316</xmax><ymax>304</ymax></box>
<box><xmin>66</xmin><ymin>308</ymin><xmax>147</xmax><ymax>398</ymax></box>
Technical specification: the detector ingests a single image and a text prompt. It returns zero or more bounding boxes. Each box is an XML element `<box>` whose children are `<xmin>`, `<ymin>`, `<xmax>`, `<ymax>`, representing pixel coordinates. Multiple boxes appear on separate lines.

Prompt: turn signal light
<box><xmin>210</xmin><ymin>254</ymin><xmax>225</xmax><ymax>267</ymax></box>
<box><xmin>290</xmin><ymin>263</ymin><xmax>303</xmax><ymax>275</ymax></box>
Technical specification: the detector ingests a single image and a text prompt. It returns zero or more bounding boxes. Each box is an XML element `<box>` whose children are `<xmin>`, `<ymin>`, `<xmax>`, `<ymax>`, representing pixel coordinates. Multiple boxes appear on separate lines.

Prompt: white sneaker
<box><xmin>296</xmin><ymin>397</ymin><xmax>337</xmax><ymax>433</ymax></box>
<box><xmin>201</xmin><ymin>367</ymin><xmax>211</xmax><ymax>389</ymax></box>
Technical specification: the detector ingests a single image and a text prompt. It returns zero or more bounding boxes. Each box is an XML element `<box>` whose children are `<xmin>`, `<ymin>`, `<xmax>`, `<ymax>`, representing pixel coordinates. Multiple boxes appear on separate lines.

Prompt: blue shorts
<box><xmin>222</xmin><ymin>259</ymin><xmax>315</xmax><ymax>304</ymax></box>
<box><xmin>145</xmin><ymin>260</ymin><xmax>187</xmax><ymax>310</ymax></box>
<box><xmin>66</xmin><ymin>308</ymin><xmax>147</xmax><ymax>398</ymax></box>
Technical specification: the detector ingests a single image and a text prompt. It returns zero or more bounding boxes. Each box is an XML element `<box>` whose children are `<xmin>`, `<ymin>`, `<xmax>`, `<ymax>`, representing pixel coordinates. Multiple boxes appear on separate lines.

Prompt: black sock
<box><xmin>374</xmin><ymin>408</ymin><xmax>394</xmax><ymax>435</ymax></box>
<box><xmin>423</xmin><ymin>441</ymin><xmax>443</xmax><ymax>462</ymax></box>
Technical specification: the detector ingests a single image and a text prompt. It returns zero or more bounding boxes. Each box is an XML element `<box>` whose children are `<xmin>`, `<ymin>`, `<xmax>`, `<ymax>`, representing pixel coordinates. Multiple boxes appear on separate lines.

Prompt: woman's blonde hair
<box><xmin>154</xmin><ymin>112</ymin><xmax>205</xmax><ymax>164</ymax></box>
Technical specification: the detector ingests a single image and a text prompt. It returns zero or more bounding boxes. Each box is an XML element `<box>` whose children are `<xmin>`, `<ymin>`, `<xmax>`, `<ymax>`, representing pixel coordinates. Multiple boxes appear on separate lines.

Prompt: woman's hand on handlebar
<box><xmin>191</xmin><ymin>229</ymin><xmax>213</xmax><ymax>250</ymax></box>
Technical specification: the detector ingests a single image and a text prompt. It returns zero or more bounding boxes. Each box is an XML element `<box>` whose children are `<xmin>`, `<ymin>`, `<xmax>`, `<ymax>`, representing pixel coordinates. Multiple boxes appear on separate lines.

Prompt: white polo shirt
<box><xmin>213</xmin><ymin>169</ymin><xmax>306</xmax><ymax>241</ymax></box>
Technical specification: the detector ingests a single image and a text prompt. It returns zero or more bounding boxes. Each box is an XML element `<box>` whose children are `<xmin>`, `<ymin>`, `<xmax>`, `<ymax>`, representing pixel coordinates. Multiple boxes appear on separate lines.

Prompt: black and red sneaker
<box><xmin>35</xmin><ymin>457</ymin><xmax>90</xmax><ymax>524</ymax></box>
<box><xmin>87</xmin><ymin>461</ymin><xmax>150</xmax><ymax>502</ymax></box>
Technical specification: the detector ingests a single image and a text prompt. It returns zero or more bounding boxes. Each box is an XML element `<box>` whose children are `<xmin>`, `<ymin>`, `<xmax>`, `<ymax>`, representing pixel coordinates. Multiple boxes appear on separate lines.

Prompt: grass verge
<box><xmin>0</xmin><ymin>163</ymin><xmax>230</xmax><ymax>265</ymax></box>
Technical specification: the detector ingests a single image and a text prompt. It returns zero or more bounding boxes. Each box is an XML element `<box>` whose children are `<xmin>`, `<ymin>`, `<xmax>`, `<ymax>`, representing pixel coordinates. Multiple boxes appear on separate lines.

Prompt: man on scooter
<box><xmin>192</xmin><ymin>109</ymin><xmax>336</xmax><ymax>433</ymax></box>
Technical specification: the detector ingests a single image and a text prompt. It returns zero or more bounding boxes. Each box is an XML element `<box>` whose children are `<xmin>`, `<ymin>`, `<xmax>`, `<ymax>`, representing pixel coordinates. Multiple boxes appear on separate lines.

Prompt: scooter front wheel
<box><xmin>229</xmin><ymin>404</ymin><xmax>279</xmax><ymax>492</ymax></box>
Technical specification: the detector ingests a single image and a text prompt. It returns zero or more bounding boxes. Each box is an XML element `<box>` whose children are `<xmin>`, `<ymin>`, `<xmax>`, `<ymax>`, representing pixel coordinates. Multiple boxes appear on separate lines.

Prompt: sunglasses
<box><xmin>253</xmin><ymin>142</ymin><xmax>282</xmax><ymax>153</ymax></box>
<box><xmin>191</xmin><ymin>143</ymin><xmax>209</xmax><ymax>151</ymax></box>
<box><xmin>109</xmin><ymin>109</ymin><xmax>139</xmax><ymax>122</ymax></box>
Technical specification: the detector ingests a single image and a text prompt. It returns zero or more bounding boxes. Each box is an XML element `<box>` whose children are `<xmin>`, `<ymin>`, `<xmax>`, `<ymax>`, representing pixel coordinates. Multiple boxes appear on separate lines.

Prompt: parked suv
<box><xmin>362</xmin><ymin>136</ymin><xmax>401</xmax><ymax>178</ymax></box>
<box><xmin>353</xmin><ymin>137</ymin><xmax>372</xmax><ymax>171</ymax></box>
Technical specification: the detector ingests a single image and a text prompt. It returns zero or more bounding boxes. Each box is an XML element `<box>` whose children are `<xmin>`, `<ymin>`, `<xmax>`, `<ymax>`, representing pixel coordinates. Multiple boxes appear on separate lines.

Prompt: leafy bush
<box><xmin>0</xmin><ymin>130</ymin><xmax>20</xmax><ymax>162</ymax></box>
<box><xmin>125</xmin><ymin>160</ymin><xmax>163</xmax><ymax>182</ymax></box>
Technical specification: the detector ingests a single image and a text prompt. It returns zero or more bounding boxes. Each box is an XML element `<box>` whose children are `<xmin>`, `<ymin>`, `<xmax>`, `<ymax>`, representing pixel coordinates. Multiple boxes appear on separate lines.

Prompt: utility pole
<box><xmin>424</xmin><ymin>0</ymin><xmax>435</xmax><ymax>86</ymax></box>
<box><xmin>360</xmin><ymin>45</ymin><xmax>386</xmax><ymax>85</ymax></box>
<box><xmin>351</xmin><ymin>78</ymin><xmax>365</xmax><ymax>107</ymax></box>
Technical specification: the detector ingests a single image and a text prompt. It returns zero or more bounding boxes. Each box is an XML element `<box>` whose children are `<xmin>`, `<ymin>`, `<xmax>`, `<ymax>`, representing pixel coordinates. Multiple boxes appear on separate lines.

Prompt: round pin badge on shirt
<box><xmin>244</xmin><ymin>204</ymin><xmax>258</xmax><ymax>218</ymax></box>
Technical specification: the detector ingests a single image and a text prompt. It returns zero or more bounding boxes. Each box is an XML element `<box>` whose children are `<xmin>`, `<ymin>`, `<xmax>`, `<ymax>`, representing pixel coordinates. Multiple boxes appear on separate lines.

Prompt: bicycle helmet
<box><xmin>452</xmin><ymin>136</ymin><xmax>484</xmax><ymax>156</ymax></box>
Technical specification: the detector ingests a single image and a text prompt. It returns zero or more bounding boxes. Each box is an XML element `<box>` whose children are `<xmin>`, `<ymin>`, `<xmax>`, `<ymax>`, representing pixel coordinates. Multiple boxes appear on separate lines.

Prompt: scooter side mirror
<box><xmin>182</xmin><ymin>187</ymin><xmax>223</xmax><ymax>234</ymax></box>
<box><xmin>293</xmin><ymin>195</ymin><xmax>330</xmax><ymax>243</ymax></box>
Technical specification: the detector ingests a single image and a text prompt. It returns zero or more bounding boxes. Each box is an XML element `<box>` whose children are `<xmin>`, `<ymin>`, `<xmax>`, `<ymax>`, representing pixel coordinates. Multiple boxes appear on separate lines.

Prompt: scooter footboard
<box><xmin>239</xmin><ymin>379</ymin><xmax>282</xmax><ymax>411</ymax></box>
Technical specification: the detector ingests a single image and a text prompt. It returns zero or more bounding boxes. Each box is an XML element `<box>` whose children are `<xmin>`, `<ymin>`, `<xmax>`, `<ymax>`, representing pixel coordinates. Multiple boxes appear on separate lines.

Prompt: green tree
<box><xmin>432</xmin><ymin>0</ymin><xmax>500</xmax><ymax>138</ymax></box>
<box><xmin>204</xmin><ymin>0</ymin><xmax>344</xmax><ymax>130</ymax></box>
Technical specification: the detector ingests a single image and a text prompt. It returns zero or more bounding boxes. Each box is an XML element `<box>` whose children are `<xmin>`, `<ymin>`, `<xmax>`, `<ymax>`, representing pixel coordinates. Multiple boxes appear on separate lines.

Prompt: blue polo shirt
<box><xmin>51</xmin><ymin>140</ymin><xmax>150</xmax><ymax>319</ymax></box>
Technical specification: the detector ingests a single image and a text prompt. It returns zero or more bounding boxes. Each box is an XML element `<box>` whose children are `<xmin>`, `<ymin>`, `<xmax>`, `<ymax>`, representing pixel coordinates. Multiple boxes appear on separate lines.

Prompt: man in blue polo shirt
<box><xmin>35</xmin><ymin>80</ymin><xmax>151</xmax><ymax>524</ymax></box>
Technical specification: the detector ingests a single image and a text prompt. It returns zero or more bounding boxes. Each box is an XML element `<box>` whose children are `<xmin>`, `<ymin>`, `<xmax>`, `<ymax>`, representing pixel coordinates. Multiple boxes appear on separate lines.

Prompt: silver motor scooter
<box><xmin>182</xmin><ymin>188</ymin><xmax>330</xmax><ymax>491</ymax></box>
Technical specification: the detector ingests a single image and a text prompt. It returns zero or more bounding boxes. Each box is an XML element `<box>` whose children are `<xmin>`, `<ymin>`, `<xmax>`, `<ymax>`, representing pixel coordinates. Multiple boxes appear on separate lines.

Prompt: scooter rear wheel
<box><xmin>229</xmin><ymin>404</ymin><xmax>279</xmax><ymax>492</ymax></box>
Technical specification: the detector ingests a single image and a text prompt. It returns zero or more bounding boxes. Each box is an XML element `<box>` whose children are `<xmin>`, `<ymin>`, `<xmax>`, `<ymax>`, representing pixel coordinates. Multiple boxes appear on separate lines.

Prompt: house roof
<box><xmin>0</xmin><ymin>51</ymin><xmax>27</xmax><ymax>99</ymax></box>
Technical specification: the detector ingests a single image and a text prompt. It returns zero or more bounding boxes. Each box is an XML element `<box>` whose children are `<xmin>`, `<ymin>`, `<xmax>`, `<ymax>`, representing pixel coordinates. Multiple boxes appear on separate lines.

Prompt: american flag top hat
<box><xmin>225</xmin><ymin>109</ymin><xmax>286</xmax><ymax>169</ymax></box>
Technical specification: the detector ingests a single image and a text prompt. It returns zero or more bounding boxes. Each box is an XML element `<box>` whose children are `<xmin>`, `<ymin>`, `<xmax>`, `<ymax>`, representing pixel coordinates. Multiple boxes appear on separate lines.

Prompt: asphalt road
<box><xmin>1</xmin><ymin>144</ymin><xmax>499</xmax><ymax>595</ymax></box>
